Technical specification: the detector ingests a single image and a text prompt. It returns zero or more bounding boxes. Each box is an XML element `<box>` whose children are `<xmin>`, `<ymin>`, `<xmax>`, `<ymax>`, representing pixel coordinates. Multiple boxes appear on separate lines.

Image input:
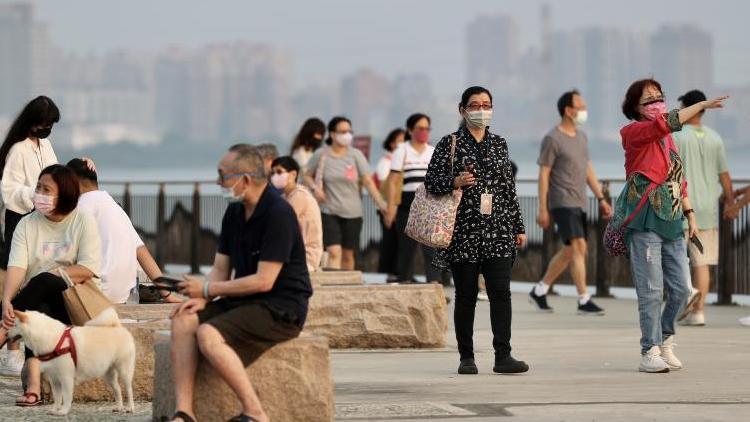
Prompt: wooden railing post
<box><xmin>155</xmin><ymin>183</ymin><xmax>166</xmax><ymax>267</ymax></box>
<box><xmin>190</xmin><ymin>182</ymin><xmax>201</xmax><ymax>274</ymax></box>
<box><xmin>717</xmin><ymin>200</ymin><xmax>735</xmax><ymax>305</ymax></box>
<box><xmin>594</xmin><ymin>181</ymin><xmax>613</xmax><ymax>297</ymax></box>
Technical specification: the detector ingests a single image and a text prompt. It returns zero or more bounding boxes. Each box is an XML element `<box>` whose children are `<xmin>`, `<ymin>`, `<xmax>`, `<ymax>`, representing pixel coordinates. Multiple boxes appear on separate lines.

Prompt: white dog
<box><xmin>8</xmin><ymin>308</ymin><xmax>136</xmax><ymax>415</ymax></box>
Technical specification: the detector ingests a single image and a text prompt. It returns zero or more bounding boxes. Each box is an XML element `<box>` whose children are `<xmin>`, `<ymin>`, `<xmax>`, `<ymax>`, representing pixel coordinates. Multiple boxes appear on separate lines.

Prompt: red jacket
<box><xmin>620</xmin><ymin>113</ymin><xmax>688</xmax><ymax>197</ymax></box>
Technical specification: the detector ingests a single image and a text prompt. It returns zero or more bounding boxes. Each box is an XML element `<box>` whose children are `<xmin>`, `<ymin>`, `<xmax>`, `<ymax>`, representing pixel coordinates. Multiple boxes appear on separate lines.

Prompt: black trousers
<box><xmin>4</xmin><ymin>272</ymin><xmax>71</xmax><ymax>359</ymax></box>
<box><xmin>377</xmin><ymin>211</ymin><xmax>398</xmax><ymax>276</ymax></box>
<box><xmin>451</xmin><ymin>257</ymin><xmax>514</xmax><ymax>360</ymax></box>
<box><xmin>1</xmin><ymin>210</ymin><xmax>26</xmax><ymax>270</ymax></box>
<box><xmin>395</xmin><ymin>198</ymin><xmax>451</xmax><ymax>284</ymax></box>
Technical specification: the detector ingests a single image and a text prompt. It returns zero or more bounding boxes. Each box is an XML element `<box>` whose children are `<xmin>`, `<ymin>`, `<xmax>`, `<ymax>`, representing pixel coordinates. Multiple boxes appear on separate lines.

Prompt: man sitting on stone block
<box><xmin>66</xmin><ymin>159</ymin><xmax>180</xmax><ymax>304</ymax></box>
<box><xmin>169</xmin><ymin>144</ymin><xmax>312</xmax><ymax>422</ymax></box>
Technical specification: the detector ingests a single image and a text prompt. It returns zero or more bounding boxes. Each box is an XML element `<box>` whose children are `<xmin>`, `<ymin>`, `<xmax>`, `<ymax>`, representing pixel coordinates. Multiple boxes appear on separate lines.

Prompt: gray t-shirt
<box><xmin>307</xmin><ymin>147</ymin><xmax>371</xmax><ymax>218</ymax></box>
<box><xmin>537</xmin><ymin>127</ymin><xmax>590</xmax><ymax>210</ymax></box>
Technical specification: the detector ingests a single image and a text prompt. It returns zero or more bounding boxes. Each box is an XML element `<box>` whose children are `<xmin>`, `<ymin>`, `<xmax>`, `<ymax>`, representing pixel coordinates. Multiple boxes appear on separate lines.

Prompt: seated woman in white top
<box><xmin>0</xmin><ymin>164</ymin><xmax>101</xmax><ymax>407</ymax></box>
<box><xmin>271</xmin><ymin>156</ymin><xmax>324</xmax><ymax>273</ymax></box>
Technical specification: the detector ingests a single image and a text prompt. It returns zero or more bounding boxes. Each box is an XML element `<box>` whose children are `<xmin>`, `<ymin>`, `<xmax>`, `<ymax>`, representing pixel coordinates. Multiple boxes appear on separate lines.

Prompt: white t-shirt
<box><xmin>390</xmin><ymin>143</ymin><xmax>434</xmax><ymax>193</ymax></box>
<box><xmin>8</xmin><ymin>209</ymin><xmax>101</xmax><ymax>290</ymax></box>
<box><xmin>77</xmin><ymin>191</ymin><xmax>144</xmax><ymax>303</ymax></box>
<box><xmin>1</xmin><ymin>138</ymin><xmax>59</xmax><ymax>214</ymax></box>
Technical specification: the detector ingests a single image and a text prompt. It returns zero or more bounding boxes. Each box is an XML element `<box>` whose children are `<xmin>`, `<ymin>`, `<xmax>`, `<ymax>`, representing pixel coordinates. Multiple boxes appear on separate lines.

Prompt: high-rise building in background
<box><xmin>465</xmin><ymin>15</ymin><xmax>521</xmax><ymax>86</ymax></box>
<box><xmin>651</xmin><ymin>24</ymin><xmax>713</xmax><ymax>99</ymax></box>
<box><xmin>340</xmin><ymin>68</ymin><xmax>391</xmax><ymax>137</ymax></box>
<box><xmin>0</xmin><ymin>2</ymin><xmax>50</xmax><ymax>118</ymax></box>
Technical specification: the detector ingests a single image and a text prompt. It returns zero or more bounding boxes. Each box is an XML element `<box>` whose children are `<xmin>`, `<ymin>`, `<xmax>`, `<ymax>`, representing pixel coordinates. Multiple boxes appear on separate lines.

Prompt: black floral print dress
<box><xmin>424</xmin><ymin>126</ymin><xmax>525</xmax><ymax>264</ymax></box>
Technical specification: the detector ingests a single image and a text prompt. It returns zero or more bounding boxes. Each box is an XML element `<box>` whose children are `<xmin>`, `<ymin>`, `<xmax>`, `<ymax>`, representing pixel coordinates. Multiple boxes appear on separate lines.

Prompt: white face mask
<box><xmin>221</xmin><ymin>179</ymin><xmax>244</xmax><ymax>203</ymax></box>
<box><xmin>334</xmin><ymin>132</ymin><xmax>353</xmax><ymax>147</ymax></box>
<box><xmin>464</xmin><ymin>110</ymin><xmax>493</xmax><ymax>129</ymax></box>
<box><xmin>574</xmin><ymin>110</ymin><xmax>588</xmax><ymax>125</ymax></box>
<box><xmin>33</xmin><ymin>193</ymin><xmax>56</xmax><ymax>215</ymax></box>
<box><xmin>271</xmin><ymin>172</ymin><xmax>289</xmax><ymax>190</ymax></box>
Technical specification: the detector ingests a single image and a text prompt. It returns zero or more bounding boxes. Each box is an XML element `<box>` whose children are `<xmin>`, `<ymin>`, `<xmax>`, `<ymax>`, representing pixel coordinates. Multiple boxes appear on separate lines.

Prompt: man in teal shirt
<box><xmin>673</xmin><ymin>89</ymin><xmax>735</xmax><ymax>326</ymax></box>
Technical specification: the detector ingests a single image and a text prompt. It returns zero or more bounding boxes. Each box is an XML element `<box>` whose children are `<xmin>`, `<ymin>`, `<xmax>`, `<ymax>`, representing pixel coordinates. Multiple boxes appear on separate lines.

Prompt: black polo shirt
<box><xmin>217</xmin><ymin>186</ymin><xmax>312</xmax><ymax>327</ymax></box>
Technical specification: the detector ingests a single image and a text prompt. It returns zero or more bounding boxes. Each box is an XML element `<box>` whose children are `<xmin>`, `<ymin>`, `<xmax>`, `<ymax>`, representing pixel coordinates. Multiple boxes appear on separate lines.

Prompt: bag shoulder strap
<box><xmin>449</xmin><ymin>134</ymin><xmax>457</xmax><ymax>175</ymax></box>
<box><xmin>621</xmin><ymin>181</ymin><xmax>658</xmax><ymax>227</ymax></box>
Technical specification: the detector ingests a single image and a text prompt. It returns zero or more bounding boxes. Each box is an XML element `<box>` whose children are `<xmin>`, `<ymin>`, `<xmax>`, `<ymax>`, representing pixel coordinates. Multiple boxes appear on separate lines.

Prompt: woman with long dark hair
<box><xmin>290</xmin><ymin>117</ymin><xmax>326</xmax><ymax>178</ymax></box>
<box><xmin>0</xmin><ymin>96</ymin><xmax>60</xmax><ymax>377</ymax></box>
<box><xmin>425</xmin><ymin>86</ymin><xmax>528</xmax><ymax>375</ymax></box>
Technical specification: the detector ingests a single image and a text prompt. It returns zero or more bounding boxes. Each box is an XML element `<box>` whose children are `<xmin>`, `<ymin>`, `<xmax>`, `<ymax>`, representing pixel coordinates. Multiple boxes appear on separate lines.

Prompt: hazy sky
<box><xmin>20</xmin><ymin>0</ymin><xmax>750</xmax><ymax>94</ymax></box>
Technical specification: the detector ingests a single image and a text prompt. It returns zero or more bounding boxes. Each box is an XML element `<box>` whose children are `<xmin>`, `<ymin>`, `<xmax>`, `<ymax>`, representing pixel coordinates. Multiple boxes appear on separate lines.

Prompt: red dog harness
<box><xmin>37</xmin><ymin>327</ymin><xmax>77</xmax><ymax>368</ymax></box>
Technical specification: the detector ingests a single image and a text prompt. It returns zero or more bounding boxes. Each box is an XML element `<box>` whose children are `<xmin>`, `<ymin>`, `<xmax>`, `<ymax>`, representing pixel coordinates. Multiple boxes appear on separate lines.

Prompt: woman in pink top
<box><xmin>270</xmin><ymin>156</ymin><xmax>323</xmax><ymax>273</ymax></box>
<box><xmin>618</xmin><ymin>78</ymin><xmax>727</xmax><ymax>373</ymax></box>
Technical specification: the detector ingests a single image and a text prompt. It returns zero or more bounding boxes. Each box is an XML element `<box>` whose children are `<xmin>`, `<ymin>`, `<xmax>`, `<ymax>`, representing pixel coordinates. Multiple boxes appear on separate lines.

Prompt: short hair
<box><xmin>226</xmin><ymin>144</ymin><xmax>266</xmax><ymax>182</ymax></box>
<box><xmin>678</xmin><ymin>89</ymin><xmax>707</xmax><ymax>108</ymax></box>
<box><xmin>271</xmin><ymin>156</ymin><xmax>300</xmax><ymax>175</ymax></box>
<box><xmin>404</xmin><ymin>113</ymin><xmax>431</xmax><ymax>141</ymax></box>
<box><xmin>325</xmin><ymin>116</ymin><xmax>352</xmax><ymax>146</ymax></box>
<box><xmin>382</xmin><ymin>128</ymin><xmax>405</xmax><ymax>152</ymax></box>
<box><xmin>66</xmin><ymin>158</ymin><xmax>98</xmax><ymax>184</ymax></box>
<box><xmin>39</xmin><ymin>164</ymin><xmax>80</xmax><ymax>215</ymax></box>
<box><xmin>622</xmin><ymin>78</ymin><xmax>663</xmax><ymax>121</ymax></box>
<box><xmin>256</xmin><ymin>143</ymin><xmax>279</xmax><ymax>161</ymax></box>
<box><xmin>557</xmin><ymin>89</ymin><xmax>580</xmax><ymax>117</ymax></box>
<box><xmin>459</xmin><ymin>86</ymin><xmax>493</xmax><ymax>109</ymax></box>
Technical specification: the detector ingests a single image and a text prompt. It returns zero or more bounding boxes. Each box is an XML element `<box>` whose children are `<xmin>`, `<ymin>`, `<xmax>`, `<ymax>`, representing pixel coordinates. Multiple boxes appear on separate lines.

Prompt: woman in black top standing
<box><xmin>425</xmin><ymin>86</ymin><xmax>528</xmax><ymax>375</ymax></box>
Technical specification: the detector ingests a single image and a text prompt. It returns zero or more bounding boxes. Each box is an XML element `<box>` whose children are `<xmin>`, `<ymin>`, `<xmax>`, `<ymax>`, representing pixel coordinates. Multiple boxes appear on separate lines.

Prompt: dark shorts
<box><xmin>197</xmin><ymin>300</ymin><xmax>301</xmax><ymax>366</ymax></box>
<box><xmin>551</xmin><ymin>207</ymin><xmax>587</xmax><ymax>245</ymax></box>
<box><xmin>321</xmin><ymin>214</ymin><xmax>363</xmax><ymax>250</ymax></box>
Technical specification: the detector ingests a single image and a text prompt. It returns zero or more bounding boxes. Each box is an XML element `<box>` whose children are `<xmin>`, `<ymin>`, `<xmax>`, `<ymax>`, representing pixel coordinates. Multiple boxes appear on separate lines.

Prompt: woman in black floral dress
<box><xmin>425</xmin><ymin>86</ymin><xmax>528</xmax><ymax>375</ymax></box>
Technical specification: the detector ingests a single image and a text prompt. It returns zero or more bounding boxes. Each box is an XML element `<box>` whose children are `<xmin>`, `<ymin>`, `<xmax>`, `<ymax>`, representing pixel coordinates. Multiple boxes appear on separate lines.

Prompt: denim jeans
<box><xmin>450</xmin><ymin>257</ymin><xmax>514</xmax><ymax>360</ymax></box>
<box><xmin>628</xmin><ymin>230</ymin><xmax>690</xmax><ymax>354</ymax></box>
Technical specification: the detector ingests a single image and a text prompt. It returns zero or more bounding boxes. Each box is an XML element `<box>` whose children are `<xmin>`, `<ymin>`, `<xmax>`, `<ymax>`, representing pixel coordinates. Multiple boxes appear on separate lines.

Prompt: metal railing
<box><xmin>101</xmin><ymin>178</ymin><xmax>750</xmax><ymax>303</ymax></box>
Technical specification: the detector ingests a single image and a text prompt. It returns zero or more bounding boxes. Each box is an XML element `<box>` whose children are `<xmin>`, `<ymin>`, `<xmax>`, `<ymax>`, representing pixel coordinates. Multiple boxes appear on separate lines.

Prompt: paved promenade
<box><xmin>0</xmin><ymin>286</ymin><xmax>748</xmax><ymax>421</ymax></box>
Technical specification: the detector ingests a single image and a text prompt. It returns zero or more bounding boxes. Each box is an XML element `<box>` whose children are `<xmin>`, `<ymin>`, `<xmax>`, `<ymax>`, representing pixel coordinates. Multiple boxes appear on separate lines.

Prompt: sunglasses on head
<box><xmin>640</xmin><ymin>97</ymin><xmax>665</xmax><ymax>107</ymax></box>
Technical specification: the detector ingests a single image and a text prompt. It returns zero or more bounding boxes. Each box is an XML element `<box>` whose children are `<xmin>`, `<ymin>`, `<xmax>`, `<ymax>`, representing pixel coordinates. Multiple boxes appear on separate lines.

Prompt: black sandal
<box><xmin>227</xmin><ymin>415</ymin><xmax>259</xmax><ymax>422</ymax></box>
<box><xmin>171</xmin><ymin>410</ymin><xmax>196</xmax><ymax>422</ymax></box>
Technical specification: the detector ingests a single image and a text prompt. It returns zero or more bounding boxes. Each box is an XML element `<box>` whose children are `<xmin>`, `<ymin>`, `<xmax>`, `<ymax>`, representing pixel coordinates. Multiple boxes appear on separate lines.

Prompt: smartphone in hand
<box><xmin>690</xmin><ymin>235</ymin><xmax>704</xmax><ymax>254</ymax></box>
<box><xmin>152</xmin><ymin>275</ymin><xmax>183</xmax><ymax>292</ymax></box>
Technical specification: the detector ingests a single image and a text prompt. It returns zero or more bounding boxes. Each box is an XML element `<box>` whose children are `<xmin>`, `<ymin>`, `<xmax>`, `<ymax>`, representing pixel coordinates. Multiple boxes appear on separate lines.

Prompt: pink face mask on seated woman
<box><xmin>32</xmin><ymin>193</ymin><xmax>56</xmax><ymax>216</ymax></box>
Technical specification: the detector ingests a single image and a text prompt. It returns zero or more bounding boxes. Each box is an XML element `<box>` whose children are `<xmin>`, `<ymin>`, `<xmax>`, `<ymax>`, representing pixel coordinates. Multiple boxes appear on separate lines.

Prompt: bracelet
<box><xmin>683</xmin><ymin>209</ymin><xmax>695</xmax><ymax>216</ymax></box>
<box><xmin>202</xmin><ymin>281</ymin><xmax>210</xmax><ymax>299</ymax></box>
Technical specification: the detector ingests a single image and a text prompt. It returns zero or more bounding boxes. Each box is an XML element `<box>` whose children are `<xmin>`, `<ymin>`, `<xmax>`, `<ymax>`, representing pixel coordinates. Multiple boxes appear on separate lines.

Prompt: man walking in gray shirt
<box><xmin>530</xmin><ymin>90</ymin><xmax>612</xmax><ymax>315</ymax></box>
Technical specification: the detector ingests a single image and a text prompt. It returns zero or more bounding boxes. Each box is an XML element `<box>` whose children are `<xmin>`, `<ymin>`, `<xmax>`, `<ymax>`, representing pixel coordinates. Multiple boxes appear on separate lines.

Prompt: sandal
<box><xmin>15</xmin><ymin>391</ymin><xmax>41</xmax><ymax>407</ymax></box>
<box><xmin>227</xmin><ymin>415</ymin><xmax>259</xmax><ymax>422</ymax></box>
<box><xmin>171</xmin><ymin>410</ymin><xmax>197</xmax><ymax>422</ymax></box>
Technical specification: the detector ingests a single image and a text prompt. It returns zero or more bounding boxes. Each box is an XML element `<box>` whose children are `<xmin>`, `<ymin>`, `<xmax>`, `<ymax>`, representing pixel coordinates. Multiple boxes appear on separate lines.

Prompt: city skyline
<box><xmin>0</xmin><ymin>1</ymin><xmax>747</xmax><ymax>158</ymax></box>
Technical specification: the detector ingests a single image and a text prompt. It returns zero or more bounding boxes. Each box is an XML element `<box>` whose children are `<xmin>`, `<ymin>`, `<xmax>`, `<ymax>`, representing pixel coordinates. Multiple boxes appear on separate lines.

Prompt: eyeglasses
<box><xmin>639</xmin><ymin>97</ymin><xmax>665</xmax><ymax>107</ymax></box>
<box><xmin>271</xmin><ymin>169</ymin><xmax>288</xmax><ymax>176</ymax></box>
<box><xmin>413</xmin><ymin>127</ymin><xmax>431</xmax><ymax>132</ymax></box>
<box><xmin>465</xmin><ymin>103</ymin><xmax>493</xmax><ymax>112</ymax></box>
<box><xmin>217</xmin><ymin>172</ymin><xmax>257</xmax><ymax>183</ymax></box>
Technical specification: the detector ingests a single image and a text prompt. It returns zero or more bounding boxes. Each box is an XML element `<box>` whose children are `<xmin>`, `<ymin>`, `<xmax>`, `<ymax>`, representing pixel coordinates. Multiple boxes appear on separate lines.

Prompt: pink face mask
<box><xmin>33</xmin><ymin>193</ymin><xmax>56</xmax><ymax>216</ymax></box>
<box><xmin>413</xmin><ymin>130</ymin><xmax>430</xmax><ymax>144</ymax></box>
<box><xmin>642</xmin><ymin>101</ymin><xmax>667</xmax><ymax>120</ymax></box>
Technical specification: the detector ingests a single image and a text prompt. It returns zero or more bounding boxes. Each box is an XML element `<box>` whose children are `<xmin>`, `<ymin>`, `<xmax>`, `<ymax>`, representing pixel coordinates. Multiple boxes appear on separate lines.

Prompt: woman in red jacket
<box><xmin>618</xmin><ymin>78</ymin><xmax>727</xmax><ymax>373</ymax></box>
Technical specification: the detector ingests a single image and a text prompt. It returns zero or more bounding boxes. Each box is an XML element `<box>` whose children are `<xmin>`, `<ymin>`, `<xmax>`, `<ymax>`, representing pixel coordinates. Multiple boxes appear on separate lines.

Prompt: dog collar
<box><xmin>37</xmin><ymin>326</ymin><xmax>77</xmax><ymax>368</ymax></box>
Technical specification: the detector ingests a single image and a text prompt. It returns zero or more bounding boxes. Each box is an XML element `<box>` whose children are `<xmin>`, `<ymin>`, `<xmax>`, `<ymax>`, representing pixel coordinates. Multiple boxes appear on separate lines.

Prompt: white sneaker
<box><xmin>679</xmin><ymin>311</ymin><xmax>705</xmax><ymax>326</ymax></box>
<box><xmin>678</xmin><ymin>287</ymin><xmax>702</xmax><ymax>321</ymax></box>
<box><xmin>477</xmin><ymin>291</ymin><xmax>489</xmax><ymax>301</ymax></box>
<box><xmin>660</xmin><ymin>336</ymin><xmax>683</xmax><ymax>370</ymax></box>
<box><xmin>639</xmin><ymin>346</ymin><xmax>670</xmax><ymax>373</ymax></box>
<box><xmin>0</xmin><ymin>349</ymin><xmax>24</xmax><ymax>377</ymax></box>
<box><xmin>739</xmin><ymin>315</ymin><xmax>750</xmax><ymax>326</ymax></box>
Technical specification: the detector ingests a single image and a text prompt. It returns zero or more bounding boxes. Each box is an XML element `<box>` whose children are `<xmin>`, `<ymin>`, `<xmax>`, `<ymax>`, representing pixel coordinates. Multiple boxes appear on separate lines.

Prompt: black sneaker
<box><xmin>529</xmin><ymin>288</ymin><xmax>553</xmax><ymax>312</ymax></box>
<box><xmin>493</xmin><ymin>355</ymin><xmax>529</xmax><ymax>374</ymax></box>
<box><xmin>457</xmin><ymin>358</ymin><xmax>478</xmax><ymax>375</ymax></box>
<box><xmin>577</xmin><ymin>300</ymin><xmax>605</xmax><ymax>316</ymax></box>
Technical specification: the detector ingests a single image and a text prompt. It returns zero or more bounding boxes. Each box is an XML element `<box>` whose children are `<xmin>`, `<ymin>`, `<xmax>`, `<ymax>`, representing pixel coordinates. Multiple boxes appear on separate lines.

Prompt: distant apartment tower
<box><xmin>340</xmin><ymin>68</ymin><xmax>391</xmax><ymax>136</ymax></box>
<box><xmin>650</xmin><ymin>24</ymin><xmax>713</xmax><ymax>96</ymax></box>
<box><xmin>0</xmin><ymin>2</ymin><xmax>50</xmax><ymax>117</ymax></box>
<box><xmin>465</xmin><ymin>15</ymin><xmax>520</xmax><ymax>86</ymax></box>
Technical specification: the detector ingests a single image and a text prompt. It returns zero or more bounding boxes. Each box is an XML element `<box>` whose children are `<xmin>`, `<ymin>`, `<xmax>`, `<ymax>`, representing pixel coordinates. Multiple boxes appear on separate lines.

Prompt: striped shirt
<box><xmin>391</xmin><ymin>143</ymin><xmax>434</xmax><ymax>193</ymax></box>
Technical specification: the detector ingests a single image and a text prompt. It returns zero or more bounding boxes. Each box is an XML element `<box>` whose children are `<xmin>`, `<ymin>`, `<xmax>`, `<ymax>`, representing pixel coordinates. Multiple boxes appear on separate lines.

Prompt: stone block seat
<box><xmin>310</xmin><ymin>270</ymin><xmax>363</xmax><ymax>286</ymax></box>
<box><xmin>152</xmin><ymin>332</ymin><xmax>334</xmax><ymax>422</ymax></box>
<box><xmin>306</xmin><ymin>283</ymin><xmax>448</xmax><ymax>348</ymax></box>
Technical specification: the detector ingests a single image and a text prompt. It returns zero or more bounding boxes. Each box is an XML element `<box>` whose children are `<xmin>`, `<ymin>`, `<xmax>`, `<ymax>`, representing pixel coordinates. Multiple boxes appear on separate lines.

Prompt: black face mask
<box><xmin>31</xmin><ymin>127</ymin><xmax>52</xmax><ymax>139</ymax></box>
